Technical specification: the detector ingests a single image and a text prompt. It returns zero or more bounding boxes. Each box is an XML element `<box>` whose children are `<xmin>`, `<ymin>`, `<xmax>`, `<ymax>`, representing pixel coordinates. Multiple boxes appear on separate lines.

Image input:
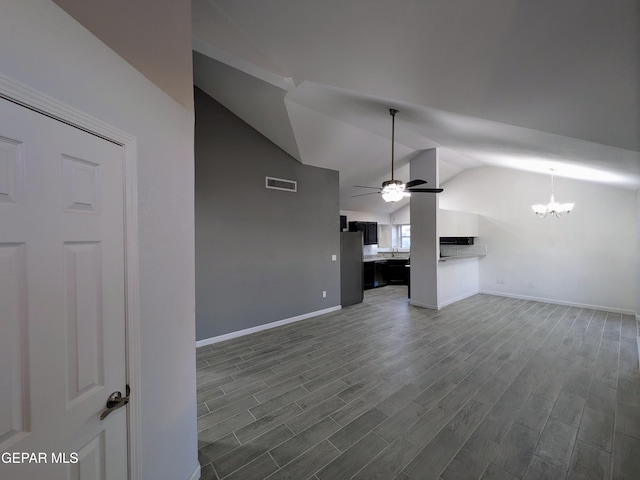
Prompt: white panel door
<box><xmin>0</xmin><ymin>98</ymin><xmax>127</xmax><ymax>479</ymax></box>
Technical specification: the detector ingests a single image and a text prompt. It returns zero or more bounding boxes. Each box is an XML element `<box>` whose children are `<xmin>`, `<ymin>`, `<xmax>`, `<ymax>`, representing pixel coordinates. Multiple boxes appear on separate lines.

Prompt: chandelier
<box><xmin>531</xmin><ymin>169</ymin><xmax>574</xmax><ymax>218</ymax></box>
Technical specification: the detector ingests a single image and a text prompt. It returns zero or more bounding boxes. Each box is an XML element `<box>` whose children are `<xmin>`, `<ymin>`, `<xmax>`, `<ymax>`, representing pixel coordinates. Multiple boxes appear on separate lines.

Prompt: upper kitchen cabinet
<box><xmin>366</xmin><ymin>222</ymin><xmax>378</xmax><ymax>245</ymax></box>
<box><xmin>438</xmin><ymin>209</ymin><xmax>478</xmax><ymax>237</ymax></box>
<box><xmin>348</xmin><ymin>221</ymin><xmax>378</xmax><ymax>245</ymax></box>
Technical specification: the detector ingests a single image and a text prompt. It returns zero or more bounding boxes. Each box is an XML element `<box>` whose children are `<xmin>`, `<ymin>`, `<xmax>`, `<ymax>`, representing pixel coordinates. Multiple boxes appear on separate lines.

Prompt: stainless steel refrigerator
<box><xmin>340</xmin><ymin>231</ymin><xmax>364</xmax><ymax>307</ymax></box>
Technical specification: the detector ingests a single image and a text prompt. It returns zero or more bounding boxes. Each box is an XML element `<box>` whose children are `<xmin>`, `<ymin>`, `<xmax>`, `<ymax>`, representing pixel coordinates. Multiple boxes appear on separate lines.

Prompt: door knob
<box><xmin>100</xmin><ymin>385</ymin><xmax>130</xmax><ymax>420</ymax></box>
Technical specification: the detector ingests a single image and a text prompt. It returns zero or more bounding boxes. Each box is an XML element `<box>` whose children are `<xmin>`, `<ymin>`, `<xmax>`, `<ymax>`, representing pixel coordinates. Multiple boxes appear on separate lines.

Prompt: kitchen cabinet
<box><xmin>348</xmin><ymin>221</ymin><xmax>378</xmax><ymax>245</ymax></box>
<box><xmin>363</xmin><ymin>262</ymin><xmax>375</xmax><ymax>289</ymax></box>
<box><xmin>386</xmin><ymin>259</ymin><xmax>409</xmax><ymax>285</ymax></box>
<box><xmin>366</xmin><ymin>222</ymin><xmax>378</xmax><ymax>245</ymax></box>
<box><xmin>438</xmin><ymin>209</ymin><xmax>478</xmax><ymax>237</ymax></box>
<box><xmin>363</xmin><ymin>260</ymin><xmax>389</xmax><ymax>289</ymax></box>
<box><xmin>340</xmin><ymin>215</ymin><xmax>347</xmax><ymax>232</ymax></box>
<box><xmin>373</xmin><ymin>260</ymin><xmax>387</xmax><ymax>288</ymax></box>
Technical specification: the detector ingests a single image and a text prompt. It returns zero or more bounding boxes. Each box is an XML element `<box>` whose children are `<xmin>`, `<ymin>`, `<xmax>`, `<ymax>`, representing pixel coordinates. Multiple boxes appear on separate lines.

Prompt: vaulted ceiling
<box><xmin>193</xmin><ymin>0</ymin><xmax>640</xmax><ymax>213</ymax></box>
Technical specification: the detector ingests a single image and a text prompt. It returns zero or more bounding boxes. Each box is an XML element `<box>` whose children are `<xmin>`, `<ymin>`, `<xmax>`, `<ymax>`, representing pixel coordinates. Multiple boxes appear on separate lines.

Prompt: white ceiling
<box><xmin>192</xmin><ymin>0</ymin><xmax>640</xmax><ymax>214</ymax></box>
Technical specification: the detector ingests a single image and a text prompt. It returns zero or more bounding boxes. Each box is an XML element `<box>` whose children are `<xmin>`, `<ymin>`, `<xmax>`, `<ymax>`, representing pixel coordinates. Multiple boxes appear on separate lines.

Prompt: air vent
<box><xmin>265</xmin><ymin>176</ymin><xmax>297</xmax><ymax>192</ymax></box>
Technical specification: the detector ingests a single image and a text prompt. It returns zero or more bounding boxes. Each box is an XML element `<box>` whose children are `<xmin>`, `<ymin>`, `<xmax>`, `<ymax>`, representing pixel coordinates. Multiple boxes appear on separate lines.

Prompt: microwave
<box><xmin>440</xmin><ymin>237</ymin><xmax>475</xmax><ymax>245</ymax></box>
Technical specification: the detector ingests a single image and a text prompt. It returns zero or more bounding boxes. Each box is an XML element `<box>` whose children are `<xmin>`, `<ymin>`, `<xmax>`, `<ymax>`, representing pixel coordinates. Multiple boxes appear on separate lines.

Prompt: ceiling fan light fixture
<box><xmin>352</xmin><ymin>109</ymin><xmax>443</xmax><ymax>200</ymax></box>
<box><xmin>381</xmin><ymin>181</ymin><xmax>406</xmax><ymax>202</ymax></box>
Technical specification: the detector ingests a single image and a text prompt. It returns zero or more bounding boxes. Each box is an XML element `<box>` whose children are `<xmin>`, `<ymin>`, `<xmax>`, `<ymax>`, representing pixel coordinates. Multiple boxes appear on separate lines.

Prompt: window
<box><xmin>400</xmin><ymin>224</ymin><xmax>411</xmax><ymax>249</ymax></box>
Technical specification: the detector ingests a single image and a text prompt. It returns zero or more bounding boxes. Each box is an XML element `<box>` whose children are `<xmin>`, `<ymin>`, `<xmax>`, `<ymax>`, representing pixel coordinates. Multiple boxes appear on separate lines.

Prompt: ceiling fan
<box><xmin>353</xmin><ymin>108</ymin><xmax>443</xmax><ymax>202</ymax></box>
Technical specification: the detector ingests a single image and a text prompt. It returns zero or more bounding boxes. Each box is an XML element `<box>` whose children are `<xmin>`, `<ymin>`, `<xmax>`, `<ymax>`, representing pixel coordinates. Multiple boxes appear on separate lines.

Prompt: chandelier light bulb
<box><xmin>531</xmin><ymin>170</ymin><xmax>575</xmax><ymax>218</ymax></box>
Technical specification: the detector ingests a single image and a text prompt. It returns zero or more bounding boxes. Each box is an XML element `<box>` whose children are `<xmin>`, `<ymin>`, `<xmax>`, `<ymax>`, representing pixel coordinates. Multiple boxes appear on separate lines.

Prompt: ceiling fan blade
<box><xmin>351</xmin><ymin>191</ymin><xmax>382</xmax><ymax>197</ymax></box>
<box><xmin>406</xmin><ymin>188</ymin><xmax>444</xmax><ymax>193</ymax></box>
<box><xmin>405</xmin><ymin>179</ymin><xmax>427</xmax><ymax>188</ymax></box>
<box><xmin>354</xmin><ymin>185</ymin><xmax>383</xmax><ymax>189</ymax></box>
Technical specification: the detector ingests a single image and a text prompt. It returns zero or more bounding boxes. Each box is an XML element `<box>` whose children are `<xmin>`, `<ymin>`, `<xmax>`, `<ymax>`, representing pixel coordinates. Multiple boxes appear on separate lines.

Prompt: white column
<box><xmin>636</xmin><ymin>189</ymin><xmax>640</xmax><ymax>323</ymax></box>
<box><xmin>409</xmin><ymin>148</ymin><xmax>440</xmax><ymax>309</ymax></box>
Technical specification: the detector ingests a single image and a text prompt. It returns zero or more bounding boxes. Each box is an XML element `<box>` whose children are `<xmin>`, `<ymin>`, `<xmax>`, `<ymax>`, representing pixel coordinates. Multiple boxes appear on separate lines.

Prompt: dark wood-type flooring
<box><xmin>196</xmin><ymin>287</ymin><xmax>640</xmax><ymax>480</ymax></box>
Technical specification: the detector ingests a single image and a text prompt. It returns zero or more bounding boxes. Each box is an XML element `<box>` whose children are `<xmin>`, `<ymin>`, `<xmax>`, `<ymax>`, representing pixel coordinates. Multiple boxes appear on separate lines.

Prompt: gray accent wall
<box><xmin>195</xmin><ymin>88</ymin><xmax>341</xmax><ymax>340</ymax></box>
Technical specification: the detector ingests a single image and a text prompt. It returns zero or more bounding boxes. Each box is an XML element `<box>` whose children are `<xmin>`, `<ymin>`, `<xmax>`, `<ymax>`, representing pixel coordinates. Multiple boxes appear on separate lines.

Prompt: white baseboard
<box><xmin>196</xmin><ymin>305</ymin><xmax>342</xmax><ymax>348</ymax></box>
<box><xmin>479</xmin><ymin>289</ymin><xmax>637</xmax><ymax>316</ymax></box>
<box><xmin>410</xmin><ymin>291</ymin><xmax>478</xmax><ymax>310</ymax></box>
<box><xmin>409</xmin><ymin>299</ymin><xmax>439</xmax><ymax>310</ymax></box>
<box><xmin>438</xmin><ymin>290</ymin><xmax>479</xmax><ymax>309</ymax></box>
<box><xmin>188</xmin><ymin>463</ymin><xmax>200</xmax><ymax>480</ymax></box>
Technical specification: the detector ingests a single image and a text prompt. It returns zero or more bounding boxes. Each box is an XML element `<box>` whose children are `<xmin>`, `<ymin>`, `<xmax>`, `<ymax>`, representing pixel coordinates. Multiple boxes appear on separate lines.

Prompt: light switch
<box><xmin>331</xmin><ymin>255</ymin><xmax>337</xmax><ymax>261</ymax></box>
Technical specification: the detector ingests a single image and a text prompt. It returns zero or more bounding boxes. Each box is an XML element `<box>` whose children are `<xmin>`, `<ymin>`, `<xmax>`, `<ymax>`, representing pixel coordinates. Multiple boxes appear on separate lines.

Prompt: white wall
<box><xmin>0</xmin><ymin>2</ymin><xmax>198</xmax><ymax>479</ymax></box>
<box><xmin>52</xmin><ymin>0</ymin><xmax>194</xmax><ymax>110</ymax></box>
<box><xmin>387</xmin><ymin>204</ymin><xmax>409</xmax><ymax>250</ymax></box>
<box><xmin>440</xmin><ymin>166</ymin><xmax>638</xmax><ymax>314</ymax></box>
<box><xmin>438</xmin><ymin>259</ymin><xmax>480</xmax><ymax>307</ymax></box>
<box><xmin>391</xmin><ymin>204</ymin><xmax>410</xmax><ymax>225</ymax></box>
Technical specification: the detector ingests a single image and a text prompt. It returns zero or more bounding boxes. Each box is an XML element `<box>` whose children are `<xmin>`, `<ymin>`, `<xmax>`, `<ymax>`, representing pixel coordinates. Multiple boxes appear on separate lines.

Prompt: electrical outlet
<box><xmin>322</xmin><ymin>291</ymin><xmax>327</xmax><ymax>298</ymax></box>
<box><xmin>529</xmin><ymin>281</ymin><xmax>536</xmax><ymax>288</ymax></box>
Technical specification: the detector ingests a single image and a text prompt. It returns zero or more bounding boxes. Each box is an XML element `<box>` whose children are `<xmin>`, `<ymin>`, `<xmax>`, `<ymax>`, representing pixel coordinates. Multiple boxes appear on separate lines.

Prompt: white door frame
<box><xmin>0</xmin><ymin>73</ymin><xmax>142</xmax><ymax>480</ymax></box>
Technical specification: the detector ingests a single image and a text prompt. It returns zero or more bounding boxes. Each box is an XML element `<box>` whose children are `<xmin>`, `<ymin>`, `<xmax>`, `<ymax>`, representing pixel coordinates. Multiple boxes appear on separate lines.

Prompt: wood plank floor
<box><xmin>196</xmin><ymin>287</ymin><xmax>640</xmax><ymax>480</ymax></box>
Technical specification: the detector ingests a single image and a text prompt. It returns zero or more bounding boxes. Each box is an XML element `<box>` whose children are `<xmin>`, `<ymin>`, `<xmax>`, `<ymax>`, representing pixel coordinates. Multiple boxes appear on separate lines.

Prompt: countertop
<box><xmin>438</xmin><ymin>254</ymin><xmax>485</xmax><ymax>262</ymax></box>
<box><xmin>361</xmin><ymin>254</ymin><xmax>484</xmax><ymax>263</ymax></box>
<box><xmin>363</xmin><ymin>255</ymin><xmax>410</xmax><ymax>262</ymax></box>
